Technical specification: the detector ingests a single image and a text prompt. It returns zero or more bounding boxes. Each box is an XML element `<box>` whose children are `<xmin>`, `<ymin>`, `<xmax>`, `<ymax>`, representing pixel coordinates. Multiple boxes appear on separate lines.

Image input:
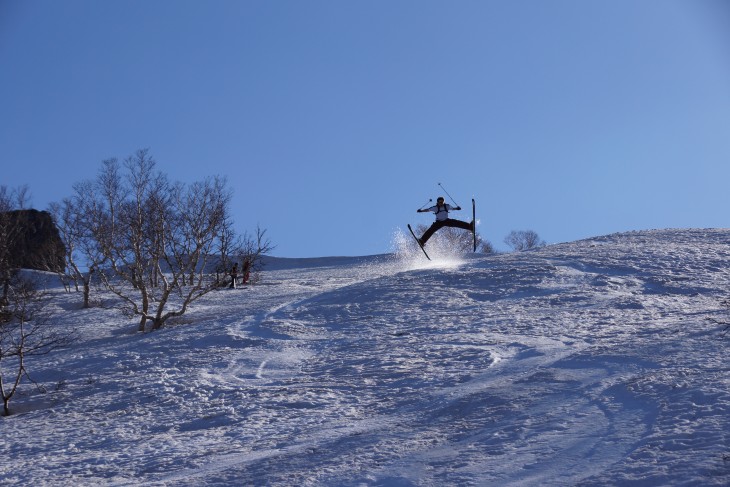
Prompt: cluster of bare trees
<box><xmin>0</xmin><ymin>150</ymin><xmax>272</xmax><ymax>415</ymax></box>
<box><xmin>503</xmin><ymin>230</ymin><xmax>546</xmax><ymax>251</ymax></box>
<box><xmin>50</xmin><ymin>149</ymin><xmax>272</xmax><ymax>332</ymax></box>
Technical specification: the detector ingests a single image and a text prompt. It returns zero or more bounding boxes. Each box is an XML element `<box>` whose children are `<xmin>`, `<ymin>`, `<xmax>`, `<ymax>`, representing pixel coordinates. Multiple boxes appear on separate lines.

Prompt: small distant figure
<box><xmin>241</xmin><ymin>257</ymin><xmax>252</xmax><ymax>285</ymax></box>
<box><xmin>417</xmin><ymin>196</ymin><xmax>474</xmax><ymax>246</ymax></box>
<box><xmin>229</xmin><ymin>263</ymin><xmax>238</xmax><ymax>289</ymax></box>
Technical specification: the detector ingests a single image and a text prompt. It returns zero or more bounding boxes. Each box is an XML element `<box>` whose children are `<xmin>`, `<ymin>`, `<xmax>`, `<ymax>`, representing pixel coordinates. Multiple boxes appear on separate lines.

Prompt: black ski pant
<box><xmin>420</xmin><ymin>218</ymin><xmax>473</xmax><ymax>245</ymax></box>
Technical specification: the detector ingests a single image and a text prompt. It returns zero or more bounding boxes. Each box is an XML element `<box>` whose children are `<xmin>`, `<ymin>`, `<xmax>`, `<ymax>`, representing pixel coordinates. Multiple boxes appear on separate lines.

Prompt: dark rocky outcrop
<box><xmin>0</xmin><ymin>209</ymin><xmax>66</xmax><ymax>272</ymax></box>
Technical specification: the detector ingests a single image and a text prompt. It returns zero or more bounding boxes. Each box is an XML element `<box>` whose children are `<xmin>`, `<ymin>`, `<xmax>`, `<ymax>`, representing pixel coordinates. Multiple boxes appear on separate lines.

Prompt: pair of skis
<box><xmin>407</xmin><ymin>199</ymin><xmax>476</xmax><ymax>261</ymax></box>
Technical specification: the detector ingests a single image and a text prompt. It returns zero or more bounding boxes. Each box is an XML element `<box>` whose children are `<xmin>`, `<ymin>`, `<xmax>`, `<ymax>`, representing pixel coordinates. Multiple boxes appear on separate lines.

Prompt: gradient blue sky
<box><xmin>2</xmin><ymin>0</ymin><xmax>730</xmax><ymax>257</ymax></box>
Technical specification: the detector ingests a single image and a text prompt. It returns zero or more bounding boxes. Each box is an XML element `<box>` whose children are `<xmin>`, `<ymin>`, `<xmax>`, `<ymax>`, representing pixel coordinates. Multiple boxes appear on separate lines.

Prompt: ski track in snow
<box><xmin>2</xmin><ymin>229</ymin><xmax>729</xmax><ymax>486</ymax></box>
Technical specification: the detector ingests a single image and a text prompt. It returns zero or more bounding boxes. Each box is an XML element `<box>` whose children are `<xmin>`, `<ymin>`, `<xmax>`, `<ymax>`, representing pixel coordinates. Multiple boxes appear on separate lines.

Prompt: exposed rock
<box><xmin>0</xmin><ymin>209</ymin><xmax>65</xmax><ymax>272</ymax></box>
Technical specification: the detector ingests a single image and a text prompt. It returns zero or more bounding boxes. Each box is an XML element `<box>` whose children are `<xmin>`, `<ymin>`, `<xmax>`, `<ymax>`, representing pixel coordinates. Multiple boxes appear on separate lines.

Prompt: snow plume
<box><xmin>390</xmin><ymin>227</ymin><xmax>426</xmax><ymax>269</ymax></box>
<box><xmin>390</xmin><ymin>227</ymin><xmax>468</xmax><ymax>270</ymax></box>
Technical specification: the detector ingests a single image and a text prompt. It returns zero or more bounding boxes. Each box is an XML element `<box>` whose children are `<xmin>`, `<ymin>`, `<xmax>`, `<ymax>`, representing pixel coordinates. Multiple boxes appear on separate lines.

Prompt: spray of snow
<box><xmin>390</xmin><ymin>227</ymin><xmax>468</xmax><ymax>270</ymax></box>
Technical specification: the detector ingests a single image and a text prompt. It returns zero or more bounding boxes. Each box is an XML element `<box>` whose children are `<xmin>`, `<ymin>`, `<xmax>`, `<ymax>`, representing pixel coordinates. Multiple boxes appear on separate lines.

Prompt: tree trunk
<box><xmin>82</xmin><ymin>268</ymin><xmax>94</xmax><ymax>308</ymax></box>
<box><xmin>0</xmin><ymin>378</ymin><xmax>9</xmax><ymax>416</ymax></box>
<box><xmin>138</xmin><ymin>315</ymin><xmax>147</xmax><ymax>333</ymax></box>
<box><xmin>138</xmin><ymin>283</ymin><xmax>150</xmax><ymax>332</ymax></box>
<box><xmin>152</xmin><ymin>316</ymin><xmax>164</xmax><ymax>330</ymax></box>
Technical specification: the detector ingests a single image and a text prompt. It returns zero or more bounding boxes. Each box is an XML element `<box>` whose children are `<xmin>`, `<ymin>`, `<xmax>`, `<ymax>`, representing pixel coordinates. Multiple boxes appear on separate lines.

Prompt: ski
<box><xmin>407</xmin><ymin>224</ymin><xmax>431</xmax><ymax>260</ymax></box>
<box><xmin>472</xmin><ymin>198</ymin><xmax>477</xmax><ymax>252</ymax></box>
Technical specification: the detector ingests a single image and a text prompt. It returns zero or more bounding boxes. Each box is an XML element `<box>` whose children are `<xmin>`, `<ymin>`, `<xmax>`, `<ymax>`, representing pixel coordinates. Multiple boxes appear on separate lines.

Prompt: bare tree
<box><xmin>0</xmin><ymin>275</ymin><xmax>73</xmax><ymax>416</ymax></box>
<box><xmin>479</xmin><ymin>239</ymin><xmax>495</xmax><ymax>254</ymax></box>
<box><xmin>49</xmin><ymin>188</ymin><xmax>108</xmax><ymax>308</ymax></box>
<box><xmin>14</xmin><ymin>185</ymin><xmax>31</xmax><ymax>209</ymax></box>
<box><xmin>0</xmin><ymin>184</ymin><xmax>31</xmax><ymax>210</ymax></box>
<box><xmin>504</xmin><ymin>230</ymin><xmax>546</xmax><ymax>251</ymax></box>
<box><xmin>81</xmin><ymin>150</ymin><xmax>255</xmax><ymax>331</ymax></box>
<box><xmin>235</xmin><ymin>225</ymin><xmax>274</xmax><ymax>284</ymax></box>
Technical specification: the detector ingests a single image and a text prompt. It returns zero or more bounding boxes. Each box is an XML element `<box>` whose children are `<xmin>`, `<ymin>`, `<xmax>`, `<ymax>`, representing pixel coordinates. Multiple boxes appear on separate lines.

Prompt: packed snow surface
<box><xmin>2</xmin><ymin>229</ymin><xmax>729</xmax><ymax>486</ymax></box>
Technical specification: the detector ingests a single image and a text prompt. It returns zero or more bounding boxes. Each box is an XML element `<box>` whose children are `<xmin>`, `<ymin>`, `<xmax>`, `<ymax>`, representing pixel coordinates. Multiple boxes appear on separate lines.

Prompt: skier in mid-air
<box><xmin>416</xmin><ymin>196</ymin><xmax>474</xmax><ymax>247</ymax></box>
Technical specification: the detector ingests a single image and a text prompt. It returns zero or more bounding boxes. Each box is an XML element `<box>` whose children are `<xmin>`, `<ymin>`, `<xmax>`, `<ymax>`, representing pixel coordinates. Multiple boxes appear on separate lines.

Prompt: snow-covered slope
<box><xmin>2</xmin><ymin>229</ymin><xmax>729</xmax><ymax>486</ymax></box>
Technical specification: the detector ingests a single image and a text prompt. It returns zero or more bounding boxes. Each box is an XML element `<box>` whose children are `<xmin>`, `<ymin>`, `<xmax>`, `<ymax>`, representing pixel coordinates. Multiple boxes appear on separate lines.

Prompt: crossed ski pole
<box><xmin>438</xmin><ymin>182</ymin><xmax>460</xmax><ymax>207</ymax></box>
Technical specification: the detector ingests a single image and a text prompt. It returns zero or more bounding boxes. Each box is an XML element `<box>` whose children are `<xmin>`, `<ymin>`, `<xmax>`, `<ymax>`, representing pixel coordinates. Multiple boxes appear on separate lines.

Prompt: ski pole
<box><xmin>418</xmin><ymin>198</ymin><xmax>433</xmax><ymax>210</ymax></box>
<box><xmin>437</xmin><ymin>183</ymin><xmax>460</xmax><ymax>207</ymax></box>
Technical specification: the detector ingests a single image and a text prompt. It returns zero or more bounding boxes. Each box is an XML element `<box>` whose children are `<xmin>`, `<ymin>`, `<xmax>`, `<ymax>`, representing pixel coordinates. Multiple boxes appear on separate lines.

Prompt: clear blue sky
<box><xmin>2</xmin><ymin>0</ymin><xmax>729</xmax><ymax>257</ymax></box>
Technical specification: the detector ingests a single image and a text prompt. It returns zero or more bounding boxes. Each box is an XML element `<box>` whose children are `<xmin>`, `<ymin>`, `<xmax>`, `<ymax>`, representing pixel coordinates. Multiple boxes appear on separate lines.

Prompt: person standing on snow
<box><xmin>229</xmin><ymin>263</ymin><xmax>238</xmax><ymax>289</ymax></box>
<box><xmin>241</xmin><ymin>256</ymin><xmax>252</xmax><ymax>285</ymax></box>
<box><xmin>416</xmin><ymin>196</ymin><xmax>474</xmax><ymax>246</ymax></box>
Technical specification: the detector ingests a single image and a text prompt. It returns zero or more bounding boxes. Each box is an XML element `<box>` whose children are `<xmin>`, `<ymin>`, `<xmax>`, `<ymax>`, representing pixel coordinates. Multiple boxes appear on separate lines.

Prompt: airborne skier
<box><xmin>416</xmin><ymin>196</ymin><xmax>475</xmax><ymax>247</ymax></box>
